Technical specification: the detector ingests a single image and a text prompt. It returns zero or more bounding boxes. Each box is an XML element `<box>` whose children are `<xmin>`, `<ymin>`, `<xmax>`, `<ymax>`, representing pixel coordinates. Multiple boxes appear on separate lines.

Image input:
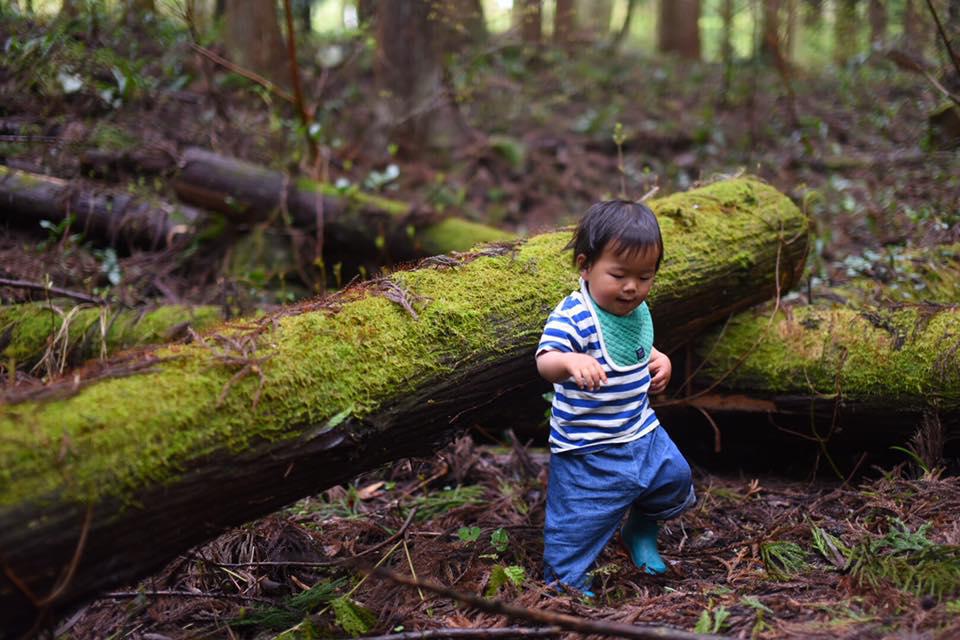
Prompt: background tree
<box><xmin>658</xmin><ymin>0</ymin><xmax>701</xmax><ymax>59</ymax></box>
<box><xmin>834</xmin><ymin>0</ymin><xmax>859</xmax><ymax>65</ymax></box>
<box><xmin>375</xmin><ymin>1</ymin><xmax>466</xmax><ymax>155</ymax></box>
<box><xmin>435</xmin><ymin>0</ymin><xmax>487</xmax><ymax>53</ymax></box>
<box><xmin>574</xmin><ymin>0</ymin><xmax>612</xmax><ymax>39</ymax></box>
<box><xmin>514</xmin><ymin>0</ymin><xmax>542</xmax><ymax>45</ymax></box>
<box><xmin>224</xmin><ymin>0</ymin><xmax>288</xmax><ymax>88</ymax></box>
<box><xmin>869</xmin><ymin>0</ymin><xmax>887</xmax><ymax>49</ymax></box>
<box><xmin>802</xmin><ymin>0</ymin><xmax>823</xmax><ymax>28</ymax></box>
<box><xmin>760</xmin><ymin>0</ymin><xmax>783</xmax><ymax>62</ymax></box>
<box><xmin>554</xmin><ymin>0</ymin><xmax>575</xmax><ymax>46</ymax></box>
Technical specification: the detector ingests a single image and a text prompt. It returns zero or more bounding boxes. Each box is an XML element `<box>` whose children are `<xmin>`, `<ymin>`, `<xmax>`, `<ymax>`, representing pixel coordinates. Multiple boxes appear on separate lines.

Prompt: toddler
<box><xmin>536</xmin><ymin>200</ymin><xmax>695</xmax><ymax>594</ymax></box>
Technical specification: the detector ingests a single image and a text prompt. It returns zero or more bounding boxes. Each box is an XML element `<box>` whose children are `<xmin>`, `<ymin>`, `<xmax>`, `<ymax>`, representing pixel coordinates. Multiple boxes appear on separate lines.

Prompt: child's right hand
<box><xmin>561</xmin><ymin>353</ymin><xmax>608</xmax><ymax>390</ymax></box>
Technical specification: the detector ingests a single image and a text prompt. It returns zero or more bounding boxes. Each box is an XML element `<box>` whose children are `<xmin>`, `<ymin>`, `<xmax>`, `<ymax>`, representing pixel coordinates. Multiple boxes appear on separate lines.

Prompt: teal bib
<box><xmin>590</xmin><ymin>295</ymin><xmax>654</xmax><ymax>367</ymax></box>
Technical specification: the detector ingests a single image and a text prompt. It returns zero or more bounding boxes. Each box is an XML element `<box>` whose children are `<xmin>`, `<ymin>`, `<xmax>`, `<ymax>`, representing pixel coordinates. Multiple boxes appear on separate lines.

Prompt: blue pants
<box><xmin>543</xmin><ymin>426</ymin><xmax>695</xmax><ymax>590</ymax></box>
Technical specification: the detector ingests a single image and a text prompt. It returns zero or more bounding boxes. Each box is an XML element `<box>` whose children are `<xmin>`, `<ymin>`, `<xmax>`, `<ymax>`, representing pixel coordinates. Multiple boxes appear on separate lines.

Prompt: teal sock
<box><xmin>621</xmin><ymin>511</ymin><xmax>667</xmax><ymax>575</ymax></box>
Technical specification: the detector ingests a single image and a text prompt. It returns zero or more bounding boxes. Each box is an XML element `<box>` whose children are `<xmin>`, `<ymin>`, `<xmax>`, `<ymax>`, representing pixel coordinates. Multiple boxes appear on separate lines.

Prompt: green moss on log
<box><xmin>0</xmin><ymin>177</ymin><xmax>807</xmax><ymax>508</ymax></box>
<box><xmin>0</xmin><ymin>302</ymin><xmax>223</xmax><ymax>372</ymax></box>
<box><xmin>697</xmin><ymin>303</ymin><xmax>960</xmax><ymax>408</ymax></box>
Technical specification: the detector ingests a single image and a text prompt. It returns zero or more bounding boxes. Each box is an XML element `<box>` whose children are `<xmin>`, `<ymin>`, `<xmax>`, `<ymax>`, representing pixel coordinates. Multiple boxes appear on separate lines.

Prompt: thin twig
<box><xmin>103</xmin><ymin>589</ymin><xmax>278</xmax><ymax>606</ymax></box>
<box><xmin>355</xmin><ymin>628</ymin><xmax>563</xmax><ymax>640</ymax></box>
<box><xmin>364</xmin><ymin>566</ymin><xmax>727</xmax><ymax>640</ymax></box>
<box><xmin>924</xmin><ymin>0</ymin><xmax>960</xmax><ymax>85</ymax></box>
<box><xmin>189</xmin><ymin>43</ymin><xmax>295</xmax><ymax>104</ymax></box>
<box><xmin>0</xmin><ymin>277</ymin><xmax>104</xmax><ymax>305</ymax></box>
<box><xmin>281</xmin><ymin>0</ymin><xmax>318</xmax><ymax>164</ymax></box>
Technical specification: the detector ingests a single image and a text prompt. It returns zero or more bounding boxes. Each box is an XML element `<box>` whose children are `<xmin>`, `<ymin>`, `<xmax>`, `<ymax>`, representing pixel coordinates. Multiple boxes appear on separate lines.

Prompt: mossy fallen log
<box><xmin>0</xmin><ymin>165</ymin><xmax>208</xmax><ymax>249</ymax></box>
<box><xmin>692</xmin><ymin>294</ymin><xmax>960</xmax><ymax>439</ymax></box>
<box><xmin>0</xmin><ymin>177</ymin><xmax>809</xmax><ymax>632</ymax></box>
<box><xmin>173</xmin><ymin>147</ymin><xmax>513</xmax><ymax>261</ymax></box>
<box><xmin>0</xmin><ymin>301</ymin><xmax>223</xmax><ymax>377</ymax></box>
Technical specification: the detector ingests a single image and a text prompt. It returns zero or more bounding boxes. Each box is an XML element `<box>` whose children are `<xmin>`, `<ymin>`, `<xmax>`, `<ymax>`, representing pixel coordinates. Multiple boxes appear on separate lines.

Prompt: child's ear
<box><xmin>575</xmin><ymin>254</ymin><xmax>588</xmax><ymax>273</ymax></box>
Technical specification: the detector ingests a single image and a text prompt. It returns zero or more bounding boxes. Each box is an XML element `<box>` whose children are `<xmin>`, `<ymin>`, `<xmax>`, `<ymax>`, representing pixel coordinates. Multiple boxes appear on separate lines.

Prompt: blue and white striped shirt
<box><xmin>536</xmin><ymin>280</ymin><xmax>660</xmax><ymax>453</ymax></box>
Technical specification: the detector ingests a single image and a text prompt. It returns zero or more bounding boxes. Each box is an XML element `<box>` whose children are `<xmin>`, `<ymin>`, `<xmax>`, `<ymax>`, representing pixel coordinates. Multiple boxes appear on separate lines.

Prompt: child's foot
<box><xmin>621</xmin><ymin>512</ymin><xmax>667</xmax><ymax>575</ymax></box>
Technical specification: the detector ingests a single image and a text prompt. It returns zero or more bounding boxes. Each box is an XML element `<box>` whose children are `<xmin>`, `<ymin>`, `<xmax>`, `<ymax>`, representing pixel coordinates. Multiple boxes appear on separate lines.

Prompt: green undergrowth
<box><xmin>0</xmin><ymin>178</ymin><xmax>806</xmax><ymax>509</ymax></box>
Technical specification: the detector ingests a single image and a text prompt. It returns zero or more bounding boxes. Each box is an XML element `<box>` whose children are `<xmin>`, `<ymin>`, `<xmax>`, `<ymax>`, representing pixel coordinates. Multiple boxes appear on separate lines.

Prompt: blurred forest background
<box><xmin>1</xmin><ymin>1</ymin><xmax>960</xmax><ymax>639</ymax></box>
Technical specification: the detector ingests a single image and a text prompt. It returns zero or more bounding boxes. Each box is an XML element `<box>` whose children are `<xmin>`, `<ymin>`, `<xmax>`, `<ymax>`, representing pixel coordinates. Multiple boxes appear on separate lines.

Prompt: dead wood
<box><xmin>0</xmin><ymin>177</ymin><xmax>809</xmax><ymax>634</ymax></box>
<box><xmin>0</xmin><ymin>165</ymin><xmax>207</xmax><ymax>250</ymax></box>
<box><xmin>172</xmin><ymin>147</ymin><xmax>513</xmax><ymax>260</ymax></box>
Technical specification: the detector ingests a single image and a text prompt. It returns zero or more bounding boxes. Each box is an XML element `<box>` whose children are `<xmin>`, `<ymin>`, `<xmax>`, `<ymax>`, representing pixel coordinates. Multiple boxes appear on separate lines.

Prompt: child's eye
<box><xmin>610</xmin><ymin>272</ymin><xmax>624</xmax><ymax>279</ymax></box>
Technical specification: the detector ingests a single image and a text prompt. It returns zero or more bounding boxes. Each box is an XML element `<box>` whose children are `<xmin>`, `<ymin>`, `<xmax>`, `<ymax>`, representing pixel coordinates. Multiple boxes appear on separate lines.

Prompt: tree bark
<box><xmin>834</xmin><ymin>0</ymin><xmax>859</xmax><ymax>65</ymax></box>
<box><xmin>760</xmin><ymin>0</ymin><xmax>782</xmax><ymax>62</ymax></box>
<box><xmin>435</xmin><ymin>0</ymin><xmax>487</xmax><ymax>52</ymax></box>
<box><xmin>574</xmin><ymin>0</ymin><xmax>612</xmax><ymax>38</ymax></box>
<box><xmin>0</xmin><ymin>166</ymin><xmax>207</xmax><ymax>250</ymax></box>
<box><xmin>0</xmin><ymin>178</ymin><xmax>809</xmax><ymax>633</ymax></box>
<box><xmin>0</xmin><ymin>301</ymin><xmax>223</xmax><ymax>378</ymax></box>
<box><xmin>553</xmin><ymin>0</ymin><xmax>575</xmax><ymax>46</ymax></box>
<box><xmin>515</xmin><ymin>0</ymin><xmax>542</xmax><ymax>44</ymax></box>
<box><xmin>868</xmin><ymin>0</ymin><xmax>887</xmax><ymax>49</ymax></box>
<box><xmin>223</xmin><ymin>0</ymin><xmax>288</xmax><ymax>89</ymax></box>
<box><xmin>374</xmin><ymin>1</ymin><xmax>466</xmax><ymax>155</ymax></box>
<box><xmin>172</xmin><ymin>147</ymin><xmax>513</xmax><ymax>261</ymax></box>
<box><xmin>658</xmin><ymin>0</ymin><xmax>701</xmax><ymax>60</ymax></box>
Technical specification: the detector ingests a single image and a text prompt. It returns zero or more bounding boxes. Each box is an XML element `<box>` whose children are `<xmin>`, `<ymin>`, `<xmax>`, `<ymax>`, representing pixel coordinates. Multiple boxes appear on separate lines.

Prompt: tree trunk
<box><xmin>0</xmin><ymin>178</ymin><xmax>809</xmax><ymax>633</ymax></box>
<box><xmin>172</xmin><ymin>148</ymin><xmax>512</xmax><ymax>262</ymax></box>
<box><xmin>553</xmin><ymin>0</ymin><xmax>575</xmax><ymax>45</ymax></box>
<box><xmin>574</xmin><ymin>0</ymin><xmax>612</xmax><ymax>38</ymax></box>
<box><xmin>868</xmin><ymin>0</ymin><xmax>887</xmax><ymax>49</ymax></box>
<box><xmin>658</xmin><ymin>0</ymin><xmax>701</xmax><ymax>60</ymax></box>
<box><xmin>610</xmin><ymin>0</ymin><xmax>639</xmax><ymax>51</ymax></box>
<box><xmin>834</xmin><ymin>0</ymin><xmax>859</xmax><ymax>65</ymax></box>
<box><xmin>903</xmin><ymin>0</ymin><xmax>924</xmax><ymax>55</ymax></box>
<box><xmin>720</xmin><ymin>0</ymin><xmax>734</xmax><ymax>99</ymax></box>
<box><xmin>0</xmin><ymin>166</ymin><xmax>207</xmax><ymax>250</ymax></box>
<box><xmin>760</xmin><ymin>0</ymin><xmax>782</xmax><ymax>62</ymax></box>
<box><xmin>514</xmin><ymin>0</ymin><xmax>542</xmax><ymax>44</ymax></box>
<box><xmin>59</xmin><ymin>0</ymin><xmax>81</xmax><ymax>19</ymax></box>
<box><xmin>435</xmin><ymin>0</ymin><xmax>487</xmax><ymax>52</ymax></box>
<box><xmin>374</xmin><ymin>1</ymin><xmax>466</xmax><ymax>155</ymax></box>
<box><xmin>223</xmin><ymin>0</ymin><xmax>287</xmax><ymax>88</ymax></box>
<box><xmin>0</xmin><ymin>301</ymin><xmax>223</xmax><ymax>378</ymax></box>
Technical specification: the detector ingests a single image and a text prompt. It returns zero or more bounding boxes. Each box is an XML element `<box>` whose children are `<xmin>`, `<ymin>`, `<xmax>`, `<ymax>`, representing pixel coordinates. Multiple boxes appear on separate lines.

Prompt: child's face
<box><xmin>578</xmin><ymin>243</ymin><xmax>659</xmax><ymax>316</ymax></box>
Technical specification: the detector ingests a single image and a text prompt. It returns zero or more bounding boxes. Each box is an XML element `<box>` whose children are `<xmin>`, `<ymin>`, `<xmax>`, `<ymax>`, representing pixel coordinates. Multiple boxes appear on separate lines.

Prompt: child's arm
<box><xmin>536</xmin><ymin>351</ymin><xmax>607</xmax><ymax>391</ymax></box>
<box><xmin>647</xmin><ymin>346</ymin><xmax>672</xmax><ymax>394</ymax></box>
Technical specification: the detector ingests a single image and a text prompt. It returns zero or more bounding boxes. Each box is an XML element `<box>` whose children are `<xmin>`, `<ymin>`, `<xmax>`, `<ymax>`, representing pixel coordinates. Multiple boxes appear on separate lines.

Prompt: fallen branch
<box><xmin>0</xmin><ymin>278</ymin><xmax>104</xmax><ymax>306</ymax></box>
<box><xmin>366</xmin><ymin>566</ymin><xmax>726</xmax><ymax>640</ymax></box>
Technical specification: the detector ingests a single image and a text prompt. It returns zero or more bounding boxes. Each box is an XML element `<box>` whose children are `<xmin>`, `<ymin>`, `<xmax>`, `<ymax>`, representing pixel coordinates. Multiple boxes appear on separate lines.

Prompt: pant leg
<box><xmin>543</xmin><ymin>446</ymin><xmax>636</xmax><ymax>590</ymax></box>
<box><xmin>629</xmin><ymin>426</ymin><xmax>696</xmax><ymax>521</ymax></box>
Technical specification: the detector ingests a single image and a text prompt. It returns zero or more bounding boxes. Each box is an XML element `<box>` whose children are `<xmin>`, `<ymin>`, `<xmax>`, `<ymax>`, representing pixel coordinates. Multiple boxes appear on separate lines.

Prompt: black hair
<box><xmin>566</xmin><ymin>200</ymin><xmax>664</xmax><ymax>271</ymax></box>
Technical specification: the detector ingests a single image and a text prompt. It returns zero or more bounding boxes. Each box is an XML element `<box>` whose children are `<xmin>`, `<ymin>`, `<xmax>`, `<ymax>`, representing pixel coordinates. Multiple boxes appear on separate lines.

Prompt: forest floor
<box><xmin>2</xmin><ymin>9</ymin><xmax>960</xmax><ymax>640</ymax></box>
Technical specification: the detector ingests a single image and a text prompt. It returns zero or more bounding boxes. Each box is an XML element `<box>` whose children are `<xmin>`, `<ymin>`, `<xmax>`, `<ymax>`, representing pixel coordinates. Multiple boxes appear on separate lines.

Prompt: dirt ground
<box><xmin>2</xmin><ymin>9</ymin><xmax>960</xmax><ymax>639</ymax></box>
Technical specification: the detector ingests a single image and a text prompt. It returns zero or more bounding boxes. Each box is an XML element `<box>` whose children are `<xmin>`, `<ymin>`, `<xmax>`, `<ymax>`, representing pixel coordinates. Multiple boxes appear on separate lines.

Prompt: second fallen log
<box><xmin>173</xmin><ymin>147</ymin><xmax>513</xmax><ymax>260</ymax></box>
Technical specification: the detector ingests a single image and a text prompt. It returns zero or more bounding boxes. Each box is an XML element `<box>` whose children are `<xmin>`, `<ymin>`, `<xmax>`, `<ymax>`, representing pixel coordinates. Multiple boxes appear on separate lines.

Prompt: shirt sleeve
<box><xmin>536</xmin><ymin>295</ymin><xmax>589</xmax><ymax>356</ymax></box>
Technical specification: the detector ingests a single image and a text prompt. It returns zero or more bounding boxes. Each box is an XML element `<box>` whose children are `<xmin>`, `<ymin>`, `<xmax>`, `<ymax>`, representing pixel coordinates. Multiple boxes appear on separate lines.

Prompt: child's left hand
<box><xmin>648</xmin><ymin>347</ymin><xmax>672</xmax><ymax>394</ymax></box>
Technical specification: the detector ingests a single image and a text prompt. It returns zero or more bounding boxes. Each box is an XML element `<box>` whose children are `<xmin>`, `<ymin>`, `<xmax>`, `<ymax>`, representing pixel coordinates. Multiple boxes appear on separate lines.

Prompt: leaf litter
<box><xmin>61</xmin><ymin>434</ymin><xmax>960</xmax><ymax>639</ymax></box>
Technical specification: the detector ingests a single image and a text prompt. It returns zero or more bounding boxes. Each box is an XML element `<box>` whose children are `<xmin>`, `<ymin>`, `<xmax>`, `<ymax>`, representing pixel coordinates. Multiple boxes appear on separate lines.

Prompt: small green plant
<box><xmin>231</xmin><ymin>577</ymin><xmax>346</xmax><ymax>631</ymax></box>
<box><xmin>694</xmin><ymin>603</ymin><xmax>730</xmax><ymax>634</ymax></box>
<box><xmin>330</xmin><ymin>596</ymin><xmax>378</xmax><ymax>637</ymax></box>
<box><xmin>490</xmin><ymin>528</ymin><xmax>510</xmax><ymax>554</ymax></box>
<box><xmin>409</xmin><ymin>485</ymin><xmax>485</xmax><ymax>522</ymax></box>
<box><xmin>760</xmin><ymin>541</ymin><xmax>810</xmax><ymax>580</ymax></box>
<box><xmin>457</xmin><ymin>526</ymin><xmax>482</xmax><ymax>544</ymax></box>
<box><xmin>740</xmin><ymin>595</ymin><xmax>773</xmax><ymax>637</ymax></box>
<box><xmin>485</xmin><ymin>564</ymin><xmax>525</xmax><ymax>597</ymax></box>
<box><xmin>37</xmin><ymin>215</ymin><xmax>80</xmax><ymax>250</ymax></box>
<box><xmin>811</xmin><ymin>525</ymin><xmax>851</xmax><ymax>569</ymax></box>
<box><xmin>848</xmin><ymin>518</ymin><xmax>960</xmax><ymax>600</ymax></box>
